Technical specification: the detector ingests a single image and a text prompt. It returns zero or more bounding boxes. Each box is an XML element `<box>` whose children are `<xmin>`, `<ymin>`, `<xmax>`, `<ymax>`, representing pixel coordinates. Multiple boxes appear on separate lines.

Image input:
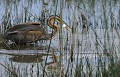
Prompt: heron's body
<box><xmin>5</xmin><ymin>15</ymin><xmax>71</xmax><ymax>44</ymax></box>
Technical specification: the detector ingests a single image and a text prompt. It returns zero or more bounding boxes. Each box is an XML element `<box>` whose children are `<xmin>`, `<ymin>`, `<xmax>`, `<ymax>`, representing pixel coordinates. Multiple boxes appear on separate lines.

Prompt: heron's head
<box><xmin>55</xmin><ymin>16</ymin><xmax>72</xmax><ymax>32</ymax></box>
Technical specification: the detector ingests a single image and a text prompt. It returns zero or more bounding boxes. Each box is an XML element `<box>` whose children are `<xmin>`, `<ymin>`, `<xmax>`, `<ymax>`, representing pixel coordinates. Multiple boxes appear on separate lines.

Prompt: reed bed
<box><xmin>0</xmin><ymin>0</ymin><xmax>120</xmax><ymax>77</ymax></box>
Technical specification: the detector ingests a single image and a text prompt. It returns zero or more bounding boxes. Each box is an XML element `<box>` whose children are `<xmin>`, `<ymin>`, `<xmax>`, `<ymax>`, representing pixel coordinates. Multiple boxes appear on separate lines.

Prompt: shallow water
<box><xmin>0</xmin><ymin>29</ymin><xmax>119</xmax><ymax>77</ymax></box>
<box><xmin>0</xmin><ymin>0</ymin><xmax>120</xmax><ymax>77</ymax></box>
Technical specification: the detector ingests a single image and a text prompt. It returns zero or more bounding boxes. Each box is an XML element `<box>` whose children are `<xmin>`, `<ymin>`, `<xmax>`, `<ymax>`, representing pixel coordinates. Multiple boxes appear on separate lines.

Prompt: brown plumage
<box><xmin>5</xmin><ymin>15</ymin><xmax>71</xmax><ymax>44</ymax></box>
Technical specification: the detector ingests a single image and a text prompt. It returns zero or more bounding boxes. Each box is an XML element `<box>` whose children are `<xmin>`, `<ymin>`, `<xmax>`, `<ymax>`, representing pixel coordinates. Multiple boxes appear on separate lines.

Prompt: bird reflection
<box><xmin>9</xmin><ymin>55</ymin><xmax>43</xmax><ymax>63</ymax></box>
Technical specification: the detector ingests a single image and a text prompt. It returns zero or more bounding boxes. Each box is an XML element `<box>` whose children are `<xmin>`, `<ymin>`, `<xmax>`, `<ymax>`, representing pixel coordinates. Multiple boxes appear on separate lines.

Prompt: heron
<box><xmin>5</xmin><ymin>15</ymin><xmax>71</xmax><ymax>44</ymax></box>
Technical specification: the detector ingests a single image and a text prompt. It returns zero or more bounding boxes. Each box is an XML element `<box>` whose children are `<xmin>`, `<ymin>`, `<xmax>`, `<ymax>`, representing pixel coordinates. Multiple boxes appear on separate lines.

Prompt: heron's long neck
<box><xmin>47</xmin><ymin>16</ymin><xmax>59</xmax><ymax>38</ymax></box>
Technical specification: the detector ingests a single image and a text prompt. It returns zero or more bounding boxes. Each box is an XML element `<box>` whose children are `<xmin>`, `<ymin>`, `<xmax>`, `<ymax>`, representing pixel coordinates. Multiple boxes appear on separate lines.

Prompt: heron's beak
<box><xmin>56</xmin><ymin>18</ymin><xmax>72</xmax><ymax>32</ymax></box>
<box><xmin>62</xmin><ymin>24</ymin><xmax>72</xmax><ymax>32</ymax></box>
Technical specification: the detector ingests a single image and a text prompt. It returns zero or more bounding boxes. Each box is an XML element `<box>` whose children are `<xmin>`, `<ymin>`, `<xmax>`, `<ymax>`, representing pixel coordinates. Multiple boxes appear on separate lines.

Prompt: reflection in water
<box><xmin>46</xmin><ymin>54</ymin><xmax>63</xmax><ymax>73</ymax></box>
<box><xmin>7</xmin><ymin>50</ymin><xmax>64</xmax><ymax>75</ymax></box>
<box><xmin>9</xmin><ymin>55</ymin><xmax>43</xmax><ymax>63</ymax></box>
<box><xmin>0</xmin><ymin>0</ymin><xmax>119</xmax><ymax>76</ymax></box>
<box><xmin>0</xmin><ymin>45</ymin><xmax>57</xmax><ymax>59</ymax></box>
<box><xmin>0</xmin><ymin>51</ymin><xmax>64</xmax><ymax>77</ymax></box>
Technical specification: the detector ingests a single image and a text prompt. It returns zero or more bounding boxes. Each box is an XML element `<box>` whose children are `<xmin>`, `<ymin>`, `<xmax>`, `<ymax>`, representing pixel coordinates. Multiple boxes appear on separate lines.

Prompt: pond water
<box><xmin>0</xmin><ymin>0</ymin><xmax>120</xmax><ymax>77</ymax></box>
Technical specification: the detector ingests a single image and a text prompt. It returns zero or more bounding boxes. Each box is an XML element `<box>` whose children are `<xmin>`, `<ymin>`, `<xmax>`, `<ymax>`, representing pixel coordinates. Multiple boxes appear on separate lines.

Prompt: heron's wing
<box><xmin>17</xmin><ymin>26</ymin><xmax>44</xmax><ymax>31</ymax></box>
<box><xmin>25</xmin><ymin>22</ymin><xmax>41</xmax><ymax>25</ymax></box>
<box><xmin>7</xmin><ymin>31</ymin><xmax>19</xmax><ymax>35</ymax></box>
<box><xmin>26</xmin><ymin>31</ymin><xmax>43</xmax><ymax>35</ymax></box>
<box><xmin>23</xmin><ymin>30</ymin><xmax>44</xmax><ymax>41</ymax></box>
<box><xmin>8</xmin><ymin>22</ymin><xmax>42</xmax><ymax>31</ymax></box>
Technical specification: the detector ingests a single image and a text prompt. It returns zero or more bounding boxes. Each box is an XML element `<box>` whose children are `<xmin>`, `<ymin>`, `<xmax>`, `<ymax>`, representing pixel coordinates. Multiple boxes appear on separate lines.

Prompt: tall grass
<box><xmin>0</xmin><ymin>0</ymin><xmax>120</xmax><ymax>77</ymax></box>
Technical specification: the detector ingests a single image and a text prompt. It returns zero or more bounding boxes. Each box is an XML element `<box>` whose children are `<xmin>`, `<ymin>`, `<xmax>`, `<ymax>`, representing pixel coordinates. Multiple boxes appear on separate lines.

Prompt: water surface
<box><xmin>0</xmin><ymin>0</ymin><xmax>120</xmax><ymax>77</ymax></box>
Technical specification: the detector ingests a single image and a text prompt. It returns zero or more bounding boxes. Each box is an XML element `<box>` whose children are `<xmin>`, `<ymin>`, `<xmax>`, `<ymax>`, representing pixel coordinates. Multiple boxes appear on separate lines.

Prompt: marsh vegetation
<box><xmin>0</xmin><ymin>0</ymin><xmax>120</xmax><ymax>77</ymax></box>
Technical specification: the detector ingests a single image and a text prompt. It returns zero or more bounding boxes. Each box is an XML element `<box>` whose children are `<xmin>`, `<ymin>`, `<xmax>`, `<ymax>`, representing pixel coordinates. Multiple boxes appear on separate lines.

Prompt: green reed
<box><xmin>0</xmin><ymin>0</ymin><xmax>120</xmax><ymax>77</ymax></box>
